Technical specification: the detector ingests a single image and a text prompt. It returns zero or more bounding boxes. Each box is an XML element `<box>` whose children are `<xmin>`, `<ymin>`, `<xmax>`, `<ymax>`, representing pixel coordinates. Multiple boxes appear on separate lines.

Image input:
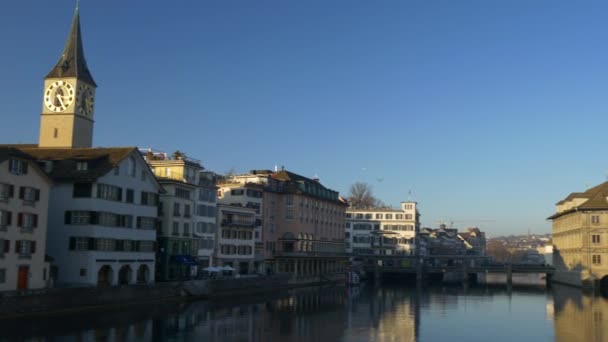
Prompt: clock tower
<box><xmin>39</xmin><ymin>4</ymin><xmax>96</xmax><ymax>148</ymax></box>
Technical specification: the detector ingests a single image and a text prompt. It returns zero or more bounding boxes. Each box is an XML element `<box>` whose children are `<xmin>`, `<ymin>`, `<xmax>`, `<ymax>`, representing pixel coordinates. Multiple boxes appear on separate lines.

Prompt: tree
<box><xmin>348</xmin><ymin>182</ymin><xmax>382</xmax><ymax>209</ymax></box>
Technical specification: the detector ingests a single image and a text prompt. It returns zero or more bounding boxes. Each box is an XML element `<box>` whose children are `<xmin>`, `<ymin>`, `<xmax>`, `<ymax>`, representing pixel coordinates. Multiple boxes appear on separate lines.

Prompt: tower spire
<box><xmin>45</xmin><ymin>2</ymin><xmax>96</xmax><ymax>86</ymax></box>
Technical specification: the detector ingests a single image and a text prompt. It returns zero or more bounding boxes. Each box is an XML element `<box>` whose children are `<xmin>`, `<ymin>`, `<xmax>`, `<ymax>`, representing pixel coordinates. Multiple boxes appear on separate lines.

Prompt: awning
<box><xmin>170</xmin><ymin>255</ymin><xmax>198</xmax><ymax>265</ymax></box>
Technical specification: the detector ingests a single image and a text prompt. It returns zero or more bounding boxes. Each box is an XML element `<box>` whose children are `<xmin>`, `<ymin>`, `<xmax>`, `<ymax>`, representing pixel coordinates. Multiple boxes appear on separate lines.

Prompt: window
<box><xmin>0</xmin><ymin>183</ymin><xmax>14</xmax><ymax>201</ymax></box>
<box><xmin>73</xmin><ymin>183</ymin><xmax>93</xmax><ymax>198</ymax></box>
<box><xmin>8</xmin><ymin>159</ymin><xmax>27</xmax><ymax>175</ymax></box>
<box><xmin>593</xmin><ymin>254</ymin><xmax>602</xmax><ymax>265</ymax></box>
<box><xmin>376</xmin><ymin>213</ymin><xmax>383</xmax><ymax>219</ymax></box>
<box><xmin>137</xmin><ymin>217</ymin><xmax>156</xmax><ymax>230</ymax></box>
<box><xmin>395</xmin><ymin>214</ymin><xmax>404</xmax><ymax>220</ymax></box>
<box><xmin>0</xmin><ymin>239</ymin><xmax>8</xmax><ymax>255</ymax></box>
<box><xmin>592</xmin><ymin>215</ymin><xmax>601</xmax><ymax>224</ymax></box>
<box><xmin>173</xmin><ymin>203</ymin><xmax>181</xmax><ymax>217</ymax></box>
<box><xmin>404</xmin><ymin>204</ymin><xmax>413</xmax><ymax>210</ymax></box>
<box><xmin>139</xmin><ymin>241</ymin><xmax>154</xmax><ymax>252</ymax></box>
<box><xmin>184</xmin><ymin>205</ymin><xmax>191</xmax><ymax>218</ymax></box>
<box><xmin>140</xmin><ymin>191</ymin><xmax>158</xmax><ymax>206</ymax></box>
<box><xmin>0</xmin><ymin>211</ymin><xmax>12</xmax><ymax>230</ymax></box>
<box><xmin>80</xmin><ymin>268</ymin><xmax>87</xmax><ymax>277</ymax></box>
<box><xmin>175</xmin><ymin>188</ymin><xmax>191</xmax><ymax>199</ymax></box>
<box><xmin>405</xmin><ymin>214</ymin><xmax>413</xmax><ymax>219</ymax></box>
<box><xmin>18</xmin><ymin>213</ymin><xmax>38</xmax><ymax>230</ymax></box>
<box><xmin>76</xmin><ymin>162</ymin><xmax>88</xmax><ymax>171</ymax></box>
<box><xmin>74</xmin><ymin>237</ymin><xmax>89</xmax><ymax>250</ymax></box>
<box><xmin>231</xmin><ymin>189</ymin><xmax>244</xmax><ymax>196</ymax></box>
<box><xmin>286</xmin><ymin>208</ymin><xmax>294</xmax><ymax>220</ymax></box>
<box><xmin>183</xmin><ymin>223</ymin><xmax>190</xmax><ymax>236</ymax></box>
<box><xmin>19</xmin><ymin>187</ymin><xmax>40</xmax><ymax>204</ymax></box>
<box><xmin>126</xmin><ymin>189</ymin><xmax>134</xmax><ymax>203</ymax></box>
<box><xmin>172</xmin><ymin>222</ymin><xmax>179</xmax><ymax>236</ymax></box>
<box><xmin>114</xmin><ymin>166</ymin><xmax>120</xmax><ymax>175</ymax></box>
<box><xmin>0</xmin><ymin>269</ymin><xmax>5</xmax><ymax>283</ymax></box>
<box><xmin>97</xmin><ymin>183</ymin><xmax>122</xmax><ymax>201</ymax></box>
<box><xmin>96</xmin><ymin>239</ymin><xmax>114</xmax><ymax>251</ymax></box>
<box><xmin>345</xmin><ymin>213</ymin><xmax>352</xmax><ymax>218</ymax></box>
<box><xmin>593</xmin><ymin>235</ymin><xmax>601</xmax><ymax>244</ymax></box>
<box><xmin>286</xmin><ymin>195</ymin><xmax>294</xmax><ymax>206</ymax></box>
<box><xmin>385</xmin><ymin>214</ymin><xmax>393</xmax><ymax>219</ymax></box>
<box><xmin>345</xmin><ymin>222</ymin><xmax>351</xmax><ymax>228</ymax></box>
<box><xmin>16</xmin><ymin>240</ymin><xmax>36</xmax><ymax>256</ymax></box>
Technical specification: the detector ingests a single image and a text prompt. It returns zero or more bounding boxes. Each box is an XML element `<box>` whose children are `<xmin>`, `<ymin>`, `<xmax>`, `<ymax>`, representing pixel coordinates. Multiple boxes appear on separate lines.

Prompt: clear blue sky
<box><xmin>2</xmin><ymin>1</ymin><xmax>608</xmax><ymax>236</ymax></box>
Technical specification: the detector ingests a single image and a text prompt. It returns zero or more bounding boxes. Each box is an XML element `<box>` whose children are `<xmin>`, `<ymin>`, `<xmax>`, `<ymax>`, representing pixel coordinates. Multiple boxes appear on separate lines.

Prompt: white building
<box><xmin>217</xmin><ymin>179</ymin><xmax>264</xmax><ymax>273</ymax></box>
<box><xmin>345</xmin><ymin>202</ymin><xmax>420</xmax><ymax>256</ymax></box>
<box><xmin>18</xmin><ymin>147</ymin><xmax>161</xmax><ymax>287</ymax></box>
<box><xmin>216</xmin><ymin>204</ymin><xmax>256</xmax><ymax>274</ymax></box>
<box><xmin>0</xmin><ymin>148</ymin><xmax>52</xmax><ymax>291</ymax></box>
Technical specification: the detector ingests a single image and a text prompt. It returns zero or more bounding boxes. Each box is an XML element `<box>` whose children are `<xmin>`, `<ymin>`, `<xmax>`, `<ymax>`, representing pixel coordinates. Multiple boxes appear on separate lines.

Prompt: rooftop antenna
<box><xmin>408</xmin><ymin>189</ymin><xmax>412</xmax><ymax>201</ymax></box>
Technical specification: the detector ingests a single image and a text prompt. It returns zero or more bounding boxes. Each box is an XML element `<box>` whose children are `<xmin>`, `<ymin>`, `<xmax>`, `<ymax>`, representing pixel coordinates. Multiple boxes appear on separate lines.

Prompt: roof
<box><xmin>45</xmin><ymin>5</ymin><xmax>96</xmax><ymax>86</ymax></box>
<box><xmin>0</xmin><ymin>147</ymin><xmax>36</xmax><ymax>164</ymax></box>
<box><xmin>12</xmin><ymin>146</ymin><xmax>136</xmax><ymax>182</ymax></box>
<box><xmin>549</xmin><ymin>182</ymin><xmax>608</xmax><ymax>219</ymax></box>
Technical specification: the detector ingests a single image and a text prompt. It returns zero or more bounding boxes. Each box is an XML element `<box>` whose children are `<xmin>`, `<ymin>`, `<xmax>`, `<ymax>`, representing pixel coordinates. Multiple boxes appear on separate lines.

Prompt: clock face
<box><xmin>44</xmin><ymin>80</ymin><xmax>75</xmax><ymax>112</ymax></box>
<box><xmin>77</xmin><ymin>83</ymin><xmax>95</xmax><ymax>116</ymax></box>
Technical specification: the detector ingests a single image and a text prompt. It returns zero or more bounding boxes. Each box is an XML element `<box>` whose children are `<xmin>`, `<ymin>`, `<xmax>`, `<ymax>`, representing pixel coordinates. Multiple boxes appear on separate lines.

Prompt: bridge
<box><xmin>356</xmin><ymin>255</ymin><xmax>555</xmax><ymax>286</ymax></box>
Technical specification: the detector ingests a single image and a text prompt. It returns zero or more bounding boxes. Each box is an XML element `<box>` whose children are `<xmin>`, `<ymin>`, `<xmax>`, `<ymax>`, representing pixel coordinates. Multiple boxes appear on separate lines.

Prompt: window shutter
<box><xmin>35</xmin><ymin>189</ymin><xmax>40</xmax><ymax>201</ymax></box>
<box><xmin>64</xmin><ymin>211</ymin><xmax>72</xmax><ymax>224</ymax></box>
<box><xmin>33</xmin><ymin>215</ymin><xmax>38</xmax><ymax>228</ymax></box>
<box><xmin>4</xmin><ymin>239</ymin><xmax>9</xmax><ymax>253</ymax></box>
<box><xmin>8</xmin><ymin>185</ymin><xmax>13</xmax><ymax>198</ymax></box>
<box><xmin>17</xmin><ymin>213</ymin><xmax>23</xmax><ymax>227</ymax></box>
<box><xmin>31</xmin><ymin>241</ymin><xmax>36</xmax><ymax>254</ymax></box>
<box><xmin>69</xmin><ymin>237</ymin><xmax>76</xmax><ymax>250</ymax></box>
<box><xmin>18</xmin><ymin>187</ymin><xmax>24</xmax><ymax>199</ymax></box>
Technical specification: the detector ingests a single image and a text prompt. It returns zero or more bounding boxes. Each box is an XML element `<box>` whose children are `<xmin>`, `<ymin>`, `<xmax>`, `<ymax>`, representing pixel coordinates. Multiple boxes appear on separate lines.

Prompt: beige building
<box><xmin>0</xmin><ymin>148</ymin><xmax>52</xmax><ymax>291</ymax></box>
<box><xmin>549</xmin><ymin>182</ymin><xmax>608</xmax><ymax>288</ymax></box>
<box><xmin>144</xmin><ymin>150</ymin><xmax>218</xmax><ymax>279</ymax></box>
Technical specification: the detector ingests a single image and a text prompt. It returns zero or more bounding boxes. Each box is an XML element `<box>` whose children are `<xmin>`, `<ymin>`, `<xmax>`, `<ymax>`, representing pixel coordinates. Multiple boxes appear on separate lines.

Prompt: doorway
<box><xmin>17</xmin><ymin>266</ymin><xmax>29</xmax><ymax>290</ymax></box>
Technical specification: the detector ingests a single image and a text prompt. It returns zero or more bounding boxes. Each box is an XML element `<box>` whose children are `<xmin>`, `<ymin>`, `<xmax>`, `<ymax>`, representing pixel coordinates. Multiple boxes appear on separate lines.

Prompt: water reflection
<box><xmin>553</xmin><ymin>284</ymin><xmax>608</xmax><ymax>342</ymax></box>
<box><xmin>5</xmin><ymin>283</ymin><xmax>608</xmax><ymax>341</ymax></box>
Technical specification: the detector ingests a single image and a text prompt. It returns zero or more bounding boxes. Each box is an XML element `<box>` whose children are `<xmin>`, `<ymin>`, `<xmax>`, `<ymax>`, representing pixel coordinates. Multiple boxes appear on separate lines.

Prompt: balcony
<box><xmin>221</xmin><ymin>219</ymin><xmax>255</xmax><ymax>228</ymax></box>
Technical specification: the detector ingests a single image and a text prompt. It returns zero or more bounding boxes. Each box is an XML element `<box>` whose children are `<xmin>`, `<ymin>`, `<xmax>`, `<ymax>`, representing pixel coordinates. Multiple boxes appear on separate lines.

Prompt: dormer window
<box><xmin>8</xmin><ymin>159</ymin><xmax>27</xmax><ymax>175</ymax></box>
<box><xmin>76</xmin><ymin>162</ymin><xmax>88</xmax><ymax>171</ymax></box>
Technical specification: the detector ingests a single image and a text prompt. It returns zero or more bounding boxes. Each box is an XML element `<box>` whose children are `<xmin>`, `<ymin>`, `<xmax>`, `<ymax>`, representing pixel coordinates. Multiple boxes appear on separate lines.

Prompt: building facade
<box><xmin>345</xmin><ymin>202</ymin><xmax>420</xmax><ymax>257</ymax></box>
<box><xmin>549</xmin><ymin>182</ymin><xmax>608</xmax><ymax>288</ymax></box>
<box><xmin>216</xmin><ymin>204</ymin><xmax>256</xmax><ymax>273</ymax></box>
<box><xmin>145</xmin><ymin>150</ymin><xmax>214</xmax><ymax>280</ymax></box>
<box><xmin>217</xmin><ymin>179</ymin><xmax>265</xmax><ymax>273</ymax></box>
<box><xmin>0</xmin><ymin>148</ymin><xmax>52</xmax><ymax>291</ymax></box>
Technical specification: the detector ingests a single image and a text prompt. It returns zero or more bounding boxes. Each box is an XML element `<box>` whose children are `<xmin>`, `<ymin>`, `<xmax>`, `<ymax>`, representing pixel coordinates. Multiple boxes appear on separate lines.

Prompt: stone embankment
<box><xmin>0</xmin><ymin>274</ymin><xmax>343</xmax><ymax>318</ymax></box>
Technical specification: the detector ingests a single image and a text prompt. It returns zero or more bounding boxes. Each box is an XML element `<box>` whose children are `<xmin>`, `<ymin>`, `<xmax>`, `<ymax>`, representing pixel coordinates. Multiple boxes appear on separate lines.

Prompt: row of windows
<box><xmin>195</xmin><ymin>222</ymin><xmax>217</xmax><ymax>234</ymax></box>
<box><xmin>65</xmin><ymin>211</ymin><xmax>157</xmax><ymax>230</ymax></box>
<box><xmin>0</xmin><ymin>184</ymin><xmax>41</xmax><ymax>204</ymax></box>
<box><xmin>219</xmin><ymin>244</ymin><xmax>253</xmax><ymax>255</ymax></box>
<box><xmin>0</xmin><ymin>239</ymin><xmax>37</xmax><ymax>256</ymax></box>
<box><xmin>196</xmin><ymin>204</ymin><xmax>216</xmax><ymax>217</ymax></box>
<box><xmin>73</xmin><ymin>183</ymin><xmax>158</xmax><ymax>206</ymax></box>
<box><xmin>199</xmin><ymin>188</ymin><xmax>217</xmax><ymax>202</ymax></box>
<box><xmin>221</xmin><ymin>229</ymin><xmax>254</xmax><ymax>240</ymax></box>
<box><xmin>0</xmin><ymin>211</ymin><xmax>38</xmax><ymax>230</ymax></box>
<box><xmin>346</xmin><ymin>213</ymin><xmax>414</xmax><ymax>220</ymax></box>
<box><xmin>68</xmin><ymin>237</ymin><xmax>155</xmax><ymax>252</ymax></box>
<box><xmin>197</xmin><ymin>238</ymin><xmax>214</xmax><ymax>250</ymax></box>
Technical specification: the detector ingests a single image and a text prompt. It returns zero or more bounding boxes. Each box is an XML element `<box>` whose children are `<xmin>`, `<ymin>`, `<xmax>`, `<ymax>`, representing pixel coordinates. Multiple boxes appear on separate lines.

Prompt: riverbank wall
<box><xmin>0</xmin><ymin>274</ymin><xmax>344</xmax><ymax>318</ymax></box>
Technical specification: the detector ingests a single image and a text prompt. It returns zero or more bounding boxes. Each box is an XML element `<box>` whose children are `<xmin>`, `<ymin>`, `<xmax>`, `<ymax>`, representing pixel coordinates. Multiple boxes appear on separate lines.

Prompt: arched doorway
<box><xmin>97</xmin><ymin>265</ymin><xmax>113</xmax><ymax>287</ymax></box>
<box><xmin>118</xmin><ymin>265</ymin><xmax>132</xmax><ymax>285</ymax></box>
<box><xmin>137</xmin><ymin>265</ymin><xmax>150</xmax><ymax>284</ymax></box>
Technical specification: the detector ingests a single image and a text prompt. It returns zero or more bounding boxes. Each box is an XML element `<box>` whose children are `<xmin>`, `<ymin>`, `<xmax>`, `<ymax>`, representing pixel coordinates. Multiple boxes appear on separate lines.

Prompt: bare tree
<box><xmin>348</xmin><ymin>182</ymin><xmax>381</xmax><ymax>209</ymax></box>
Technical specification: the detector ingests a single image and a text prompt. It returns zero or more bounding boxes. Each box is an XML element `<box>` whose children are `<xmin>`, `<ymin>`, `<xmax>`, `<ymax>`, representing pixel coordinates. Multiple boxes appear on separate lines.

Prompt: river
<box><xmin>1</xmin><ymin>281</ymin><xmax>605</xmax><ymax>342</ymax></box>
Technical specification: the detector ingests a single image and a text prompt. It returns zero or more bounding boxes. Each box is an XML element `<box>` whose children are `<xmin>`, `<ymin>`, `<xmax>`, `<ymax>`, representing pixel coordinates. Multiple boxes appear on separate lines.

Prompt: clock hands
<box><xmin>56</xmin><ymin>93</ymin><xmax>66</xmax><ymax>108</ymax></box>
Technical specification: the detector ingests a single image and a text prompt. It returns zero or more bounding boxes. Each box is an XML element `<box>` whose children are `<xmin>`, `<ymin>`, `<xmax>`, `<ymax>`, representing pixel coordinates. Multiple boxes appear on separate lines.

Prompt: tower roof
<box><xmin>46</xmin><ymin>5</ymin><xmax>96</xmax><ymax>86</ymax></box>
